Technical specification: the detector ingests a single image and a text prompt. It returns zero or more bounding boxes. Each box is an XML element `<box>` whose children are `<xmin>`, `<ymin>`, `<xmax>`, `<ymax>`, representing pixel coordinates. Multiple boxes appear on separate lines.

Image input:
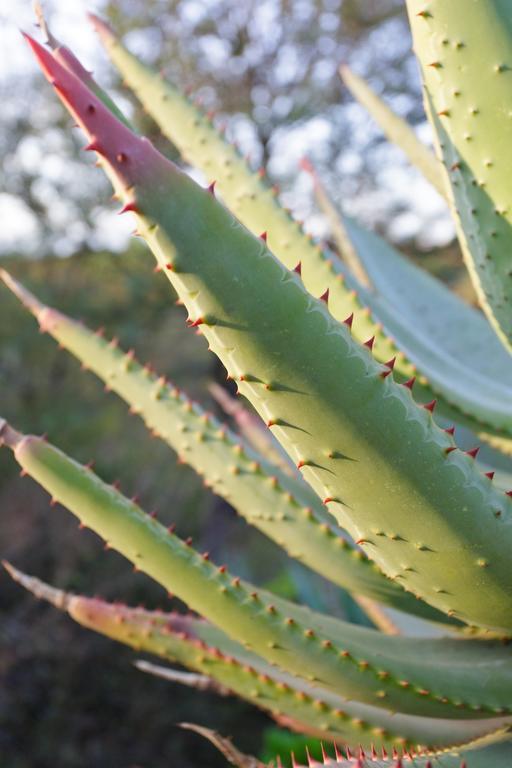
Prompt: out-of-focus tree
<box><xmin>1</xmin><ymin>0</ymin><xmax>450</xmax><ymax>258</ymax></box>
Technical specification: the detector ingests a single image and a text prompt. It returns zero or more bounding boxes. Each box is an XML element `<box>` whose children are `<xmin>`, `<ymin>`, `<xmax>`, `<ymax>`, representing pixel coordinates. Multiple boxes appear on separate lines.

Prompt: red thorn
<box><xmin>319</xmin><ymin>288</ymin><xmax>329</xmax><ymax>303</ymax></box>
<box><xmin>297</xmin><ymin>460</ymin><xmax>307</xmax><ymax>469</ymax></box>
<box><xmin>380</xmin><ymin>368</ymin><xmax>393</xmax><ymax>379</ymax></box>
<box><xmin>165</xmin><ymin>263</ymin><xmax>174</xmax><ymax>271</ymax></box>
<box><xmin>84</xmin><ymin>140</ymin><xmax>101</xmax><ymax>153</ymax></box>
<box><xmin>444</xmin><ymin>426</ymin><xmax>455</xmax><ymax>436</ymax></box>
<box><xmin>343</xmin><ymin>313</ymin><xmax>354</xmax><ymax>328</ymax></box>
<box><xmin>186</xmin><ymin>317</ymin><xmax>205</xmax><ymax>327</ymax></box>
<box><xmin>485</xmin><ymin>471</ymin><xmax>495</xmax><ymax>480</ymax></box>
<box><xmin>423</xmin><ymin>399</ymin><xmax>437</xmax><ymax>413</ymax></box>
<box><xmin>207</xmin><ymin>181</ymin><xmax>216</xmax><ymax>195</ymax></box>
<box><xmin>259</xmin><ymin>231</ymin><xmax>267</xmax><ymax>242</ymax></box>
<box><xmin>506</xmin><ymin>490</ymin><xmax>512</xmax><ymax>497</ymax></box>
<box><xmin>323</xmin><ymin>497</ymin><xmax>334</xmax><ymax>504</ymax></box>
<box><xmin>364</xmin><ymin>336</ymin><xmax>375</xmax><ymax>350</ymax></box>
<box><xmin>445</xmin><ymin>446</ymin><xmax>457</xmax><ymax>455</ymax></box>
<box><xmin>116</xmin><ymin>152</ymin><xmax>128</xmax><ymax>163</ymax></box>
<box><xmin>293</xmin><ymin>261</ymin><xmax>302</xmax><ymax>276</ymax></box>
<box><xmin>403</xmin><ymin>377</ymin><xmax>416</xmax><ymax>390</ymax></box>
<box><xmin>384</xmin><ymin>357</ymin><xmax>396</xmax><ymax>369</ymax></box>
<box><xmin>118</xmin><ymin>200</ymin><xmax>139</xmax><ymax>215</ymax></box>
<box><xmin>465</xmin><ymin>447</ymin><xmax>480</xmax><ymax>459</ymax></box>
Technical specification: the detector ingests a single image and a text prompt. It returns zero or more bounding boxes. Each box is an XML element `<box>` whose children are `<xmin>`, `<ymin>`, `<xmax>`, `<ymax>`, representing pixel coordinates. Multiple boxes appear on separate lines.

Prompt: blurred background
<box><xmin>0</xmin><ymin>1</ymin><xmax>471</xmax><ymax>766</ymax></box>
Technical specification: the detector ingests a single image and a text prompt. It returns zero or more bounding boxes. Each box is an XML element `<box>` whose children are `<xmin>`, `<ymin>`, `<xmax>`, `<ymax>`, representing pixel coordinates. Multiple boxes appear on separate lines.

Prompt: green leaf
<box><xmin>1</xmin><ymin>269</ymin><xmax>452</xmax><ymax>625</ymax></box>
<box><xmin>3</xmin><ymin>422</ymin><xmax>512</xmax><ymax>721</ymax></box>
<box><xmin>339</xmin><ymin>65</ymin><xmax>446</xmax><ymax>199</ymax></box>
<box><xmin>340</xmin><ymin>216</ymin><xmax>512</xmax><ymax>445</ymax></box>
<box><xmin>406</xmin><ymin>0</ymin><xmax>512</xmax><ymax>352</ymax></box>
<box><xmin>24</xmin><ymin>35</ymin><xmax>512</xmax><ymax>632</ymax></box>
<box><xmin>6</xmin><ymin>564</ymin><xmax>512</xmax><ymax>754</ymax></box>
<box><xmin>90</xmin><ymin>17</ymin><xmax>512</xmax><ymax>452</ymax></box>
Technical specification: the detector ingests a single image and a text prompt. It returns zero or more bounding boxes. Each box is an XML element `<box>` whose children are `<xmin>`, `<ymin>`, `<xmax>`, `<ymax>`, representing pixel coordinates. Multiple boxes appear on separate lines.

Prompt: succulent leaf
<box><xmin>208</xmin><ymin>382</ymin><xmax>297</xmax><ymax>477</ymax></box>
<box><xmin>89</xmin><ymin>18</ymin><xmax>512</xmax><ymax>451</ymax></box>
<box><xmin>340</xmin><ymin>217</ymin><xmax>512</xmax><ymax>447</ymax></box>
<box><xmin>300</xmin><ymin>157</ymin><xmax>371</xmax><ymax>289</ymax></box>
<box><xmin>151</xmin><ymin>724</ymin><xmax>512</xmax><ymax>768</ymax></box>
<box><xmin>289</xmin><ymin>741</ymin><xmax>512</xmax><ymax>768</ymax></box>
<box><xmin>9</xmin><ymin>565</ymin><xmax>509</xmax><ymax>752</ymax></box>
<box><xmin>0</xmin><ymin>268</ymin><xmax>458</xmax><ymax>626</ymax></box>
<box><xmin>406</xmin><ymin>0</ymin><xmax>512</xmax><ymax>352</ymax></box>
<box><xmin>339</xmin><ymin>65</ymin><xmax>447</xmax><ymax>200</ymax></box>
<box><xmin>23</xmin><ymin>34</ymin><xmax>512</xmax><ymax>633</ymax></box>
<box><xmin>3</xmin><ymin>423</ymin><xmax>512</xmax><ymax>721</ymax></box>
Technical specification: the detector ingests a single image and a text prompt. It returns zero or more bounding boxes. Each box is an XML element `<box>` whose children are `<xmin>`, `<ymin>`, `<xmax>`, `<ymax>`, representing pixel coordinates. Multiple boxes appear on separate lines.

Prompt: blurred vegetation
<box><xmin>0</xmin><ymin>246</ymin><xmax>289</xmax><ymax>767</ymax></box>
<box><xmin>0</xmin><ymin>238</ymin><xmax>473</xmax><ymax>767</ymax></box>
<box><xmin>0</xmin><ymin>1</ymin><xmax>476</xmax><ymax>765</ymax></box>
<box><xmin>2</xmin><ymin>0</ymin><xmax>428</xmax><ymax>258</ymax></box>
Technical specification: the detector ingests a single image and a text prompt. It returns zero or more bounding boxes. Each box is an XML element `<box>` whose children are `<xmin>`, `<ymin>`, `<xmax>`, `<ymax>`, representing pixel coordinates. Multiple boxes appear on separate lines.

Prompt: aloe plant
<box><xmin>2</xmin><ymin>3</ymin><xmax>512</xmax><ymax>765</ymax></box>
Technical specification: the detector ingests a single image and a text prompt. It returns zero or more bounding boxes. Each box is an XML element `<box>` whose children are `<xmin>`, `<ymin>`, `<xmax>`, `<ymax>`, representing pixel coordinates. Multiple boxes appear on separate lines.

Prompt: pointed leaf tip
<box><xmin>21</xmin><ymin>30</ymin><xmax>56</xmax><ymax>80</ymax></box>
<box><xmin>87</xmin><ymin>12</ymin><xmax>115</xmax><ymax>43</ymax></box>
